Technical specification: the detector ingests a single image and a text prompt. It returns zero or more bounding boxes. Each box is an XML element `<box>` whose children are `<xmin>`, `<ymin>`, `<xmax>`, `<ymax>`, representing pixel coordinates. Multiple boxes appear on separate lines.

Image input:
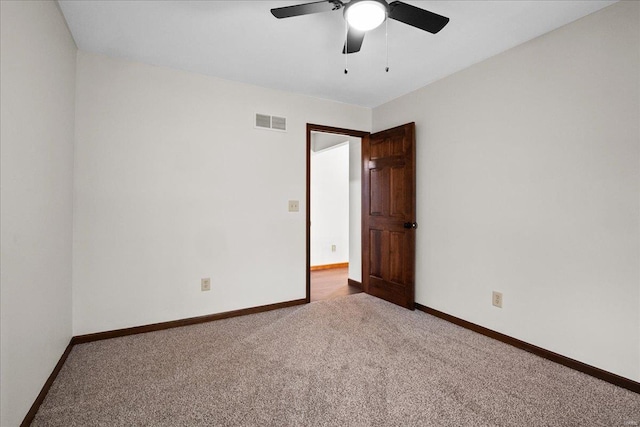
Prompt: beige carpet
<box><xmin>33</xmin><ymin>293</ymin><xmax>639</xmax><ymax>426</ymax></box>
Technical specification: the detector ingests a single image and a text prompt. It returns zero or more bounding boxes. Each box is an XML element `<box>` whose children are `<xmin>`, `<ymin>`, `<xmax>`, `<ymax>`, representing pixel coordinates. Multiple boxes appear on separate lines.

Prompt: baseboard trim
<box><xmin>72</xmin><ymin>298</ymin><xmax>307</xmax><ymax>345</ymax></box>
<box><xmin>21</xmin><ymin>298</ymin><xmax>308</xmax><ymax>425</ymax></box>
<box><xmin>310</xmin><ymin>262</ymin><xmax>349</xmax><ymax>271</ymax></box>
<box><xmin>348</xmin><ymin>279</ymin><xmax>362</xmax><ymax>289</ymax></box>
<box><xmin>20</xmin><ymin>340</ymin><xmax>74</xmax><ymax>426</ymax></box>
<box><xmin>415</xmin><ymin>303</ymin><xmax>640</xmax><ymax>394</ymax></box>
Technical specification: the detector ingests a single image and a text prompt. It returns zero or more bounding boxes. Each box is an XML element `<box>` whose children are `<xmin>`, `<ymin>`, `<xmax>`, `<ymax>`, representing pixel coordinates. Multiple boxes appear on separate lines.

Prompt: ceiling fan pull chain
<box><xmin>344</xmin><ymin>20</ymin><xmax>348</xmax><ymax>74</ymax></box>
<box><xmin>385</xmin><ymin>17</ymin><xmax>389</xmax><ymax>73</ymax></box>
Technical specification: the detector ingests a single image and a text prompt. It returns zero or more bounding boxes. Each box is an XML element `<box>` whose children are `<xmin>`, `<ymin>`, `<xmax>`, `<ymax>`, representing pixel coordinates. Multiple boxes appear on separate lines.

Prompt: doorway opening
<box><xmin>306</xmin><ymin>124</ymin><xmax>369</xmax><ymax>303</ymax></box>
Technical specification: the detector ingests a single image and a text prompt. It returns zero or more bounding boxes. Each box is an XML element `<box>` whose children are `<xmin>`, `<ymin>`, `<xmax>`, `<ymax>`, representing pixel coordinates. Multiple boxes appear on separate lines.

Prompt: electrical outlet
<box><xmin>492</xmin><ymin>291</ymin><xmax>503</xmax><ymax>308</ymax></box>
<box><xmin>288</xmin><ymin>200</ymin><xmax>299</xmax><ymax>212</ymax></box>
<box><xmin>201</xmin><ymin>278</ymin><xmax>211</xmax><ymax>292</ymax></box>
<box><xmin>331</xmin><ymin>245</ymin><xmax>336</xmax><ymax>252</ymax></box>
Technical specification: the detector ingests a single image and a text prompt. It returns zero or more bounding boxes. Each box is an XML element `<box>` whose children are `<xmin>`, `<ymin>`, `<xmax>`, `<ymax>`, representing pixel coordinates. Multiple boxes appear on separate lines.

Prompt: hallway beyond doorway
<box><xmin>310</xmin><ymin>267</ymin><xmax>362</xmax><ymax>302</ymax></box>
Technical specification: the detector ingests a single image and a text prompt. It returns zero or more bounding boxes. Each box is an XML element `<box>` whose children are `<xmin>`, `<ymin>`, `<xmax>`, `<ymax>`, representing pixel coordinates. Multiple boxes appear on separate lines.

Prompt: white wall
<box><xmin>73</xmin><ymin>51</ymin><xmax>371</xmax><ymax>335</ymax></box>
<box><xmin>373</xmin><ymin>1</ymin><xmax>639</xmax><ymax>381</ymax></box>
<box><xmin>311</xmin><ymin>144</ymin><xmax>350</xmax><ymax>266</ymax></box>
<box><xmin>348</xmin><ymin>139</ymin><xmax>362</xmax><ymax>282</ymax></box>
<box><xmin>0</xmin><ymin>2</ymin><xmax>77</xmax><ymax>425</ymax></box>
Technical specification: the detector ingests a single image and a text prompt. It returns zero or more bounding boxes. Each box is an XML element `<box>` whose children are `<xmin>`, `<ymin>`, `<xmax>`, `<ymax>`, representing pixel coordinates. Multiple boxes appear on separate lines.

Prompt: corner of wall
<box><xmin>0</xmin><ymin>1</ymin><xmax>77</xmax><ymax>424</ymax></box>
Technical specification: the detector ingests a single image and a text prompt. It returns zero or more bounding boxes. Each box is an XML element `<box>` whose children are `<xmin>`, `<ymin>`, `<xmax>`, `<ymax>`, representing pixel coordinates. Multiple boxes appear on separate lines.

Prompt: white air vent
<box><xmin>271</xmin><ymin>116</ymin><xmax>287</xmax><ymax>131</ymax></box>
<box><xmin>255</xmin><ymin>113</ymin><xmax>287</xmax><ymax>132</ymax></box>
<box><xmin>255</xmin><ymin>114</ymin><xmax>271</xmax><ymax>129</ymax></box>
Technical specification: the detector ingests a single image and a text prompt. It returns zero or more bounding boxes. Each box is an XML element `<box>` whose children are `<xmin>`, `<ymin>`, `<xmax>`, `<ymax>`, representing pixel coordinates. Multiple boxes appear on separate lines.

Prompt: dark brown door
<box><xmin>362</xmin><ymin>123</ymin><xmax>416</xmax><ymax>309</ymax></box>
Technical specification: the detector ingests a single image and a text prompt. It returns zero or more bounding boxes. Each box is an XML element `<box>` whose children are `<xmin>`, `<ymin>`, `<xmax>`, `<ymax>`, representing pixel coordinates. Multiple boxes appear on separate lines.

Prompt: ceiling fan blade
<box><xmin>342</xmin><ymin>28</ymin><xmax>365</xmax><ymax>54</ymax></box>
<box><xmin>271</xmin><ymin>1</ymin><xmax>342</xmax><ymax>19</ymax></box>
<box><xmin>388</xmin><ymin>1</ymin><xmax>450</xmax><ymax>34</ymax></box>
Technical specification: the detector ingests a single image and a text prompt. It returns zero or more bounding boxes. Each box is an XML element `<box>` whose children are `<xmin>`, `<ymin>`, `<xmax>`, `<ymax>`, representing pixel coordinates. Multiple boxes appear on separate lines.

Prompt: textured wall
<box><xmin>0</xmin><ymin>2</ymin><xmax>77</xmax><ymax>425</ymax></box>
<box><xmin>72</xmin><ymin>51</ymin><xmax>371</xmax><ymax>335</ymax></box>
<box><xmin>373</xmin><ymin>1</ymin><xmax>639</xmax><ymax>380</ymax></box>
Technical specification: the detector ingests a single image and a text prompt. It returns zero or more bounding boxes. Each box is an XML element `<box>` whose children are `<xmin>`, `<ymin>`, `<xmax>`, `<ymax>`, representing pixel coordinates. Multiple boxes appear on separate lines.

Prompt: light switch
<box><xmin>288</xmin><ymin>200</ymin><xmax>299</xmax><ymax>212</ymax></box>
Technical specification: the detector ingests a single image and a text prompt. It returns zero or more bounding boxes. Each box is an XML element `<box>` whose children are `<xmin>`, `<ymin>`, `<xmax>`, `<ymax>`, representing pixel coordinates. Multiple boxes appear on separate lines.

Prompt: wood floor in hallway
<box><xmin>310</xmin><ymin>267</ymin><xmax>362</xmax><ymax>302</ymax></box>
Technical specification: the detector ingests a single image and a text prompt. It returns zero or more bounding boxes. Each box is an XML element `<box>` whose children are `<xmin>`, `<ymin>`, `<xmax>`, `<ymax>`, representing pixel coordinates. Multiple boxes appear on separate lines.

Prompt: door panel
<box><xmin>370</xmin><ymin>168</ymin><xmax>389</xmax><ymax>216</ymax></box>
<box><xmin>369</xmin><ymin>229</ymin><xmax>384</xmax><ymax>278</ymax></box>
<box><xmin>362</xmin><ymin>123</ymin><xmax>416</xmax><ymax>309</ymax></box>
<box><xmin>390</xmin><ymin>166</ymin><xmax>407</xmax><ymax>217</ymax></box>
<box><xmin>389</xmin><ymin>231</ymin><xmax>404</xmax><ymax>284</ymax></box>
<box><xmin>370</xmin><ymin>138</ymin><xmax>390</xmax><ymax>159</ymax></box>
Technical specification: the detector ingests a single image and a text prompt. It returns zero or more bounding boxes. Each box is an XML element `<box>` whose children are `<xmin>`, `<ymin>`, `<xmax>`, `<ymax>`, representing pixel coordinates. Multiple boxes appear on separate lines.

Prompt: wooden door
<box><xmin>362</xmin><ymin>123</ymin><xmax>416</xmax><ymax>309</ymax></box>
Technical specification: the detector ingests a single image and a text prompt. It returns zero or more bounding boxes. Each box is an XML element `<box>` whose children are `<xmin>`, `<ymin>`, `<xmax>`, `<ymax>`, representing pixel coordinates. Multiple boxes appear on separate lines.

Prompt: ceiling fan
<box><xmin>271</xmin><ymin>0</ymin><xmax>450</xmax><ymax>54</ymax></box>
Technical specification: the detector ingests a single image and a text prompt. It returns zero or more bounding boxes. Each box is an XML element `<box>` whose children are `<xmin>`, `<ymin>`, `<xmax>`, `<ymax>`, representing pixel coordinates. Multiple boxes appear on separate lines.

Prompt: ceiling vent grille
<box><xmin>255</xmin><ymin>113</ymin><xmax>287</xmax><ymax>132</ymax></box>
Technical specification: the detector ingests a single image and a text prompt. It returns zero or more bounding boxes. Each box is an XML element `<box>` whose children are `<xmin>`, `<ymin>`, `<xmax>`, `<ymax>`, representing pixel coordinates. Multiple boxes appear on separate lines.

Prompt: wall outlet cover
<box><xmin>492</xmin><ymin>291</ymin><xmax>503</xmax><ymax>308</ymax></box>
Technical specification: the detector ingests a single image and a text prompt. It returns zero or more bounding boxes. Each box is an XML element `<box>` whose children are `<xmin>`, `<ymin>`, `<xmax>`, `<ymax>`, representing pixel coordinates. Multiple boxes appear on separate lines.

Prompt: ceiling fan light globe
<box><xmin>345</xmin><ymin>0</ymin><xmax>387</xmax><ymax>32</ymax></box>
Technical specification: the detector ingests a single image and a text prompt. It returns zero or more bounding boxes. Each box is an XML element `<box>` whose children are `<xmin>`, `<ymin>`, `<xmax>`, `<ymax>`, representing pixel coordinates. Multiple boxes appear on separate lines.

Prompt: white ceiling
<box><xmin>58</xmin><ymin>0</ymin><xmax>616</xmax><ymax>108</ymax></box>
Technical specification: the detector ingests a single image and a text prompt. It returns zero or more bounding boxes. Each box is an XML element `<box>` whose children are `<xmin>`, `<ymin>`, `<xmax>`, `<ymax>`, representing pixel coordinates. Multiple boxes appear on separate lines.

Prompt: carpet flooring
<box><xmin>33</xmin><ymin>294</ymin><xmax>639</xmax><ymax>426</ymax></box>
